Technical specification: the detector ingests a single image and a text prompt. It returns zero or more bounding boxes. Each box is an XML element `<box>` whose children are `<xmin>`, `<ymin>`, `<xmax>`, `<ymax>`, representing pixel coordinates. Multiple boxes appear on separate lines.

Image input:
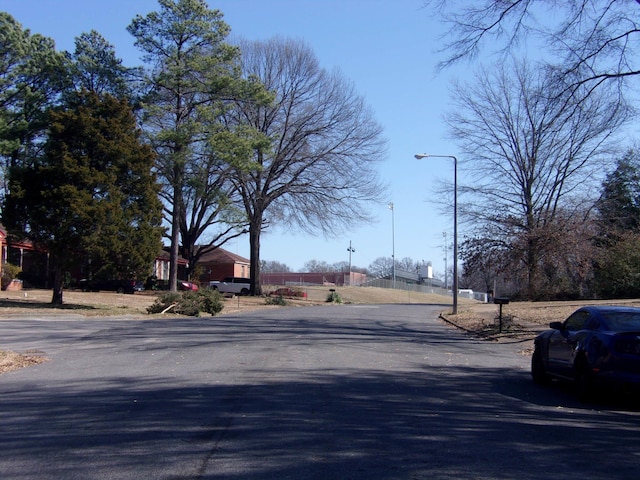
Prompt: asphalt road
<box><xmin>1</xmin><ymin>304</ymin><xmax>640</xmax><ymax>479</ymax></box>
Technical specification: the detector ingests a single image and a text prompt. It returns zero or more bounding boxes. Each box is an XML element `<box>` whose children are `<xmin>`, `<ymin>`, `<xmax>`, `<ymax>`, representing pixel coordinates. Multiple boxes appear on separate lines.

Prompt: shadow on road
<box><xmin>2</xmin><ymin>306</ymin><xmax>640</xmax><ymax>479</ymax></box>
<box><xmin>3</xmin><ymin>367</ymin><xmax>640</xmax><ymax>479</ymax></box>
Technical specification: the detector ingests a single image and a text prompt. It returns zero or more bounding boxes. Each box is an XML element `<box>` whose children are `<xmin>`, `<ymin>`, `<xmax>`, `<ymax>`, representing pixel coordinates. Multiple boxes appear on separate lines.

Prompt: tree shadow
<box><xmin>2</xmin><ymin>305</ymin><xmax>640</xmax><ymax>479</ymax></box>
<box><xmin>3</xmin><ymin>367</ymin><xmax>640</xmax><ymax>480</ymax></box>
<box><xmin>0</xmin><ymin>298</ymin><xmax>98</xmax><ymax>311</ymax></box>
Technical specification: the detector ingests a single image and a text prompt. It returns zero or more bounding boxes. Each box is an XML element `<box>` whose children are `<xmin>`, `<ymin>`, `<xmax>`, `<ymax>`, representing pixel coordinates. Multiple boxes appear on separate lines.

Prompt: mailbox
<box><xmin>493</xmin><ymin>297</ymin><xmax>510</xmax><ymax>333</ymax></box>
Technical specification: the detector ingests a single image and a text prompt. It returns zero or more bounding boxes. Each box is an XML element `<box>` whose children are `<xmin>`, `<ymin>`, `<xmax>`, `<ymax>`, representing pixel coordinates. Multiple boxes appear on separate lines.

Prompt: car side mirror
<box><xmin>549</xmin><ymin>321</ymin><xmax>563</xmax><ymax>330</ymax></box>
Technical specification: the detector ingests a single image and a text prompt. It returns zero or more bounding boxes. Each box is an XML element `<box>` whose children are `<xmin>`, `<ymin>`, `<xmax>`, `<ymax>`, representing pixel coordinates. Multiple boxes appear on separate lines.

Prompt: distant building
<box><xmin>197</xmin><ymin>247</ymin><xmax>250</xmax><ymax>282</ymax></box>
<box><xmin>0</xmin><ymin>225</ymin><xmax>50</xmax><ymax>289</ymax></box>
<box><xmin>153</xmin><ymin>249</ymin><xmax>188</xmax><ymax>282</ymax></box>
<box><xmin>261</xmin><ymin>271</ymin><xmax>367</xmax><ymax>287</ymax></box>
<box><xmin>389</xmin><ymin>267</ymin><xmax>443</xmax><ymax>288</ymax></box>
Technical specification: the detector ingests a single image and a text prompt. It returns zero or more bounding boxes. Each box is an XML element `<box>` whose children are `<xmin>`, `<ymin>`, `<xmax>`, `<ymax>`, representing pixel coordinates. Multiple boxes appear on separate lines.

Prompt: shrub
<box><xmin>1</xmin><ymin>263</ymin><xmax>22</xmax><ymax>290</ymax></box>
<box><xmin>326</xmin><ymin>291</ymin><xmax>343</xmax><ymax>303</ymax></box>
<box><xmin>265</xmin><ymin>295</ymin><xmax>288</xmax><ymax>306</ymax></box>
<box><xmin>147</xmin><ymin>288</ymin><xmax>223</xmax><ymax>317</ymax></box>
<box><xmin>197</xmin><ymin>288</ymin><xmax>224</xmax><ymax>315</ymax></box>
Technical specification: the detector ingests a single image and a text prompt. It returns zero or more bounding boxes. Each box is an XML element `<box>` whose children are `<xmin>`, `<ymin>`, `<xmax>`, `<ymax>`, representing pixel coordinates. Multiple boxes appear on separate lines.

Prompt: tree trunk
<box><xmin>51</xmin><ymin>264</ymin><xmax>63</xmax><ymax>305</ymax></box>
<box><xmin>249</xmin><ymin>219</ymin><xmax>262</xmax><ymax>296</ymax></box>
<box><xmin>169</xmin><ymin>184</ymin><xmax>181</xmax><ymax>292</ymax></box>
<box><xmin>526</xmin><ymin>235</ymin><xmax>539</xmax><ymax>301</ymax></box>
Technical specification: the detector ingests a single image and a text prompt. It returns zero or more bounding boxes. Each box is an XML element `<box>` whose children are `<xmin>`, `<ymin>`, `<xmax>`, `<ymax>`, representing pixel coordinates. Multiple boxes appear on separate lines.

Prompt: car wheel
<box><xmin>240</xmin><ymin>288</ymin><xmax>249</xmax><ymax>296</ymax></box>
<box><xmin>116</xmin><ymin>287</ymin><xmax>125</xmax><ymax>294</ymax></box>
<box><xmin>531</xmin><ymin>346</ymin><xmax>550</xmax><ymax>385</ymax></box>
<box><xmin>574</xmin><ymin>358</ymin><xmax>595</xmax><ymax>402</ymax></box>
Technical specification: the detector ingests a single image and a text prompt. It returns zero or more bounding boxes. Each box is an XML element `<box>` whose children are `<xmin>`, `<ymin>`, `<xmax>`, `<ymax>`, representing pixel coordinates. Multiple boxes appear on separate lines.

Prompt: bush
<box><xmin>147</xmin><ymin>288</ymin><xmax>224</xmax><ymax>316</ymax></box>
<box><xmin>326</xmin><ymin>291</ymin><xmax>343</xmax><ymax>303</ymax></box>
<box><xmin>265</xmin><ymin>295</ymin><xmax>288</xmax><ymax>306</ymax></box>
<box><xmin>1</xmin><ymin>263</ymin><xmax>22</xmax><ymax>290</ymax></box>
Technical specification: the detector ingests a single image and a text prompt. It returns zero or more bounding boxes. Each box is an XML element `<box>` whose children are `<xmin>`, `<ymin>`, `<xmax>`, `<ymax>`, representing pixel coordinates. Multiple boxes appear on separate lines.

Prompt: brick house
<box><xmin>1</xmin><ymin>224</ymin><xmax>191</xmax><ymax>288</ymax></box>
<box><xmin>153</xmin><ymin>249</ymin><xmax>189</xmax><ymax>283</ymax></box>
<box><xmin>0</xmin><ymin>225</ymin><xmax>50</xmax><ymax>289</ymax></box>
<box><xmin>196</xmin><ymin>247</ymin><xmax>250</xmax><ymax>283</ymax></box>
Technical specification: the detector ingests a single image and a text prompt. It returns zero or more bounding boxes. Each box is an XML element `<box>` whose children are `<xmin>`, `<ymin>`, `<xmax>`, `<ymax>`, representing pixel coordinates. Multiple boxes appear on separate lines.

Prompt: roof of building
<box><xmin>198</xmin><ymin>247</ymin><xmax>250</xmax><ymax>265</ymax></box>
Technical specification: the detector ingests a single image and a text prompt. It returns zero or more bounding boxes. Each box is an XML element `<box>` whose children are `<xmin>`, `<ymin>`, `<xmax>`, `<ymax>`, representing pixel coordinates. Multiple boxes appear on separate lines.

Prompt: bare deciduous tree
<box><xmin>228</xmin><ymin>37</ymin><xmax>388</xmax><ymax>294</ymax></box>
<box><xmin>447</xmin><ymin>60</ymin><xmax>630</xmax><ymax>298</ymax></box>
<box><xmin>425</xmin><ymin>0</ymin><xmax>640</xmax><ymax>100</ymax></box>
<box><xmin>368</xmin><ymin>257</ymin><xmax>394</xmax><ymax>279</ymax></box>
<box><xmin>260</xmin><ymin>259</ymin><xmax>291</xmax><ymax>273</ymax></box>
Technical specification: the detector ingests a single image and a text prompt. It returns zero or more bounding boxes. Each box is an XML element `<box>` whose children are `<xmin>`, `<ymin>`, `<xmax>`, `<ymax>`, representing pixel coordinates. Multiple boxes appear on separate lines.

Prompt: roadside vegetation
<box><xmin>415</xmin><ymin>1</ymin><xmax>640</xmax><ymax>302</ymax></box>
<box><xmin>147</xmin><ymin>289</ymin><xmax>224</xmax><ymax>317</ymax></box>
<box><xmin>0</xmin><ymin>1</ymin><xmax>386</xmax><ymax>302</ymax></box>
<box><xmin>265</xmin><ymin>295</ymin><xmax>288</xmax><ymax>306</ymax></box>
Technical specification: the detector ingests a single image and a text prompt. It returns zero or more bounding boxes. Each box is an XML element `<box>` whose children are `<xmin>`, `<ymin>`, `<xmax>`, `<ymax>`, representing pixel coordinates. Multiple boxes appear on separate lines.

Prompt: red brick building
<box><xmin>197</xmin><ymin>248</ymin><xmax>251</xmax><ymax>283</ymax></box>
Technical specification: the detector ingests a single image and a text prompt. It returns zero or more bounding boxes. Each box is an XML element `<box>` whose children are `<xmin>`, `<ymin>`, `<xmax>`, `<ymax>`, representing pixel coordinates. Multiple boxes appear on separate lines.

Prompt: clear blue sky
<box><xmin>1</xmin><ymin>0</ymin><xmax>470</xmax><ymax>275</ymax></box>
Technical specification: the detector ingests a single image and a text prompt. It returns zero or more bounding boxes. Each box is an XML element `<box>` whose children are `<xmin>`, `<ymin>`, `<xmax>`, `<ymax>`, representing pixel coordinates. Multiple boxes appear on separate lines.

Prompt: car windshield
<box><xmin>600</xmin><ymin>311</ymin><xmax>640</xmax><ymax>332</ymax></box>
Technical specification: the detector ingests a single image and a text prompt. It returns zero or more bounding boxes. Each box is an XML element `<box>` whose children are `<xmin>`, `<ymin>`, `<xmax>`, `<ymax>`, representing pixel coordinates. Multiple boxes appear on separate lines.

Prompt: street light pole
<box><xmin>414</xmin><ymin>153</ymin><xmax>458</xmax><ymax>315</ymax></box>
<box><xmin>389</xmin><ymin>202</ymin><xmax>396</xmax><ymax>288</ymax></box>
<box><xmin>443</xmin><ymin>231</ymin><xmax>448</xmax><ymax>291</ymax></box>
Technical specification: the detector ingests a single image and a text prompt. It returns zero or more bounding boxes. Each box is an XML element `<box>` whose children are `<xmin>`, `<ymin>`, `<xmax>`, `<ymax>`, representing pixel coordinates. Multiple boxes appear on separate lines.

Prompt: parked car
<box><xmin>79</xmin><ymin>279</ymin><xmax>137</xmax><ymax>294</ymax></box>
<box><xmin>532</xmin><ymin>305</ymin><xmax>640</xmax><ymax>398</ymax></box>
<box><xmin>178</xmin><ymin>281</ymin><xmax>199</xmax><ymax>291</ymax></box>
<box><xmin>209</xmin><ymin>277</ymin><xmax>251</xmax><ymax>295</ymax></box>
<box><xmin>268</xmin><ymin>287</ymin><xmax>307</xmax><ymax>298</ymax></box>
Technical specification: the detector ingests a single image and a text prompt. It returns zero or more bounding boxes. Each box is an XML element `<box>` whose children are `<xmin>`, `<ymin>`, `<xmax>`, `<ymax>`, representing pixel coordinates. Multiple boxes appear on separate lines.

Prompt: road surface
<box><xmin>1</xmin><ymin>304</ymin><xmax>639</xmax><ymax>479</ymax></box>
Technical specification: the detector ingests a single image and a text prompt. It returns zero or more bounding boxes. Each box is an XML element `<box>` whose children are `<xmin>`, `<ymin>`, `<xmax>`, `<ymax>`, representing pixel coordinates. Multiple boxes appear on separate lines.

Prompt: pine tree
<box><xmin>128</xmin><ymin>0</ymin><xmax>266</xmax><ymax>290</ymax></box>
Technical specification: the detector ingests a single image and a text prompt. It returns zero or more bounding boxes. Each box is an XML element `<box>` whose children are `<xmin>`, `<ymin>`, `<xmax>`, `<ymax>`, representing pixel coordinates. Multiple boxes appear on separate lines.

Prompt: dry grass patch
<box><xmin>441</xmin><ymin>298</ymin><xmax>640</xmax><ymax>346</ymax></box>
<box><xmin>0</xmin><ymin>289</ymin><xmax>158</xmax><ymax>317</ymax></box>
<box><xmin>0</xmin><ymin>349</ymin><xmax>48</xmax><ymax>374</ymax></box>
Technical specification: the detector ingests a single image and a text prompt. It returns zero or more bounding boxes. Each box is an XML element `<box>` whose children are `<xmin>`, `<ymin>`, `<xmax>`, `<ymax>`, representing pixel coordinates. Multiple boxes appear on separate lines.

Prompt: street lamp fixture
<box><xmin>414</xmin><ymin>153</ymin><xmax>458</xmax><ymax>315</ymax></box>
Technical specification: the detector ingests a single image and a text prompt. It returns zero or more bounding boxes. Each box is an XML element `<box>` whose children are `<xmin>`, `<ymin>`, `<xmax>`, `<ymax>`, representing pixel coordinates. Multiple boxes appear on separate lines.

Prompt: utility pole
<box><xmin>347</xmin><ymin>241</ymin><xmax>355</xmax><ymax>286</ymax></box>
<box><xmin>389</xmin><ymin>202</ymin><xmax>395</xmax><ymax>288</ymax></box>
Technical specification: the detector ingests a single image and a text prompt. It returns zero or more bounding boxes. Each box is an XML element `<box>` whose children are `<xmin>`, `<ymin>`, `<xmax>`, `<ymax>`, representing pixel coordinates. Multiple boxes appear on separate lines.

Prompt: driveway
<box><xmin>1</xmin><ymin>304</ymin><xmax>639</xmax><ymax>479</ymax></box>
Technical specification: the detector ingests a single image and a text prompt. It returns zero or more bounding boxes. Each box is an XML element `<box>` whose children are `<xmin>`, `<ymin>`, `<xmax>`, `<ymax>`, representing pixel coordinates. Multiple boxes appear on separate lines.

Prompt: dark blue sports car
<box><xmin>532</xmin><ymin>305</ymin><xmax>640</xmax><ymax>398</ymax></box>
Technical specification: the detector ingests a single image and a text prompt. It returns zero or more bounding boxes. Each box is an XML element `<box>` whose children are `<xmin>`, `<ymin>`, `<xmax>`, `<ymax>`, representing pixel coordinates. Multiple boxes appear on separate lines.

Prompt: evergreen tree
<box><xmin>68</xmin><ymin>30</ymin><xmax>137</xmax><ymax>99</ymax></box>
<box><xmin>593</xmin><ymin>150</ymin><xmax>640</xmax><ymax>298</ymax></box>
<box><xmin>128</xmin><ymin>0</ymin><xmax>268</xmax><ymax>290</ymax></box>
<box><xmin>0</xmin><ymin>13</ymin><xmax>67</xmax><ymax>194</ymax></box>
<box><xmin>3</xmin><ymin>91</ymin><xmax>163</xmax><ymax>304</ymax></box>
<box><xmin>596</xmin><ymin>150</ymin><xmax>640</xmax><ymax>233</ymax></box>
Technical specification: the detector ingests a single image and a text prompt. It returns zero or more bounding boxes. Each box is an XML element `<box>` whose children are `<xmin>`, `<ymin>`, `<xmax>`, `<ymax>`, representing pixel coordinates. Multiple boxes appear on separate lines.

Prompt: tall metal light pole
<box><xmin>443</xmin><ymin>231</ymin><xmax>448</xmax><ymax>291</ymax></box>
<box><xmin>389</xmin><ymin>202</ymin><xmax>396</xmax><ymax>288</ymax></box>
<box><xmin>414</xmin><ymin>153</ymin><xmax>458</xmax><ymax>315</ymax></box>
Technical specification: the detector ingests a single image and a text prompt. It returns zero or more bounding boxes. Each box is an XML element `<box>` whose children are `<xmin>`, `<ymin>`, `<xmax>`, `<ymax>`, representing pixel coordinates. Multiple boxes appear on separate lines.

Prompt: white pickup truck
<box><xmin>209</xmin><ymin>277</ymin><xmax>251</xmax><ymax>295</ymax></box>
